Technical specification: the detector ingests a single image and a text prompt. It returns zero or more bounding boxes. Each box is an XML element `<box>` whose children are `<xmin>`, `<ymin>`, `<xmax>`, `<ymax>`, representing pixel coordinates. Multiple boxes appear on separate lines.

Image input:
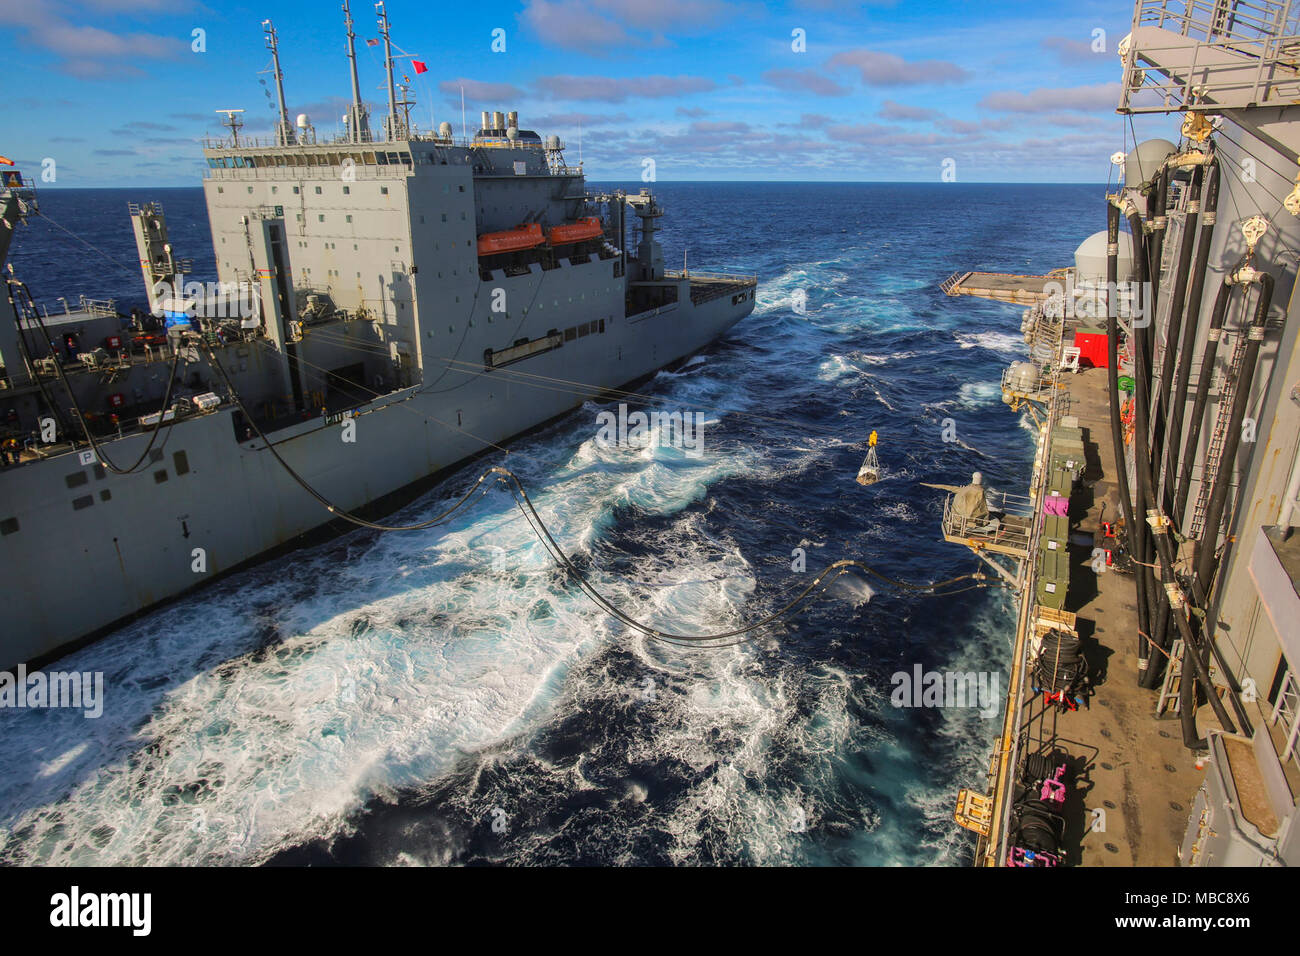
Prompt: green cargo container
<box><xmin>1041</xmin><ymin>514</ymin><xmax>1069</xmax><ymax>552</ymax></box>
<box><xmin>1036</xmin><ymin>577</ymin><xmax>1067</xmax><ymax>610</ymax></box>
<box><xmin>1038</xmin><ymin>546</ymin><xmax>1069</xmax><ymax>583</ymax></box>
<box><xmin>1051</xmin><ymin>453</ymin><xmax>1083</xmax><ymax>481</ymax></box>
<box><xmin>1052</xmin><ymin>436</ymin><xmax>1085</xmax><ymax>458</ymax></box>
<box><xmin>1036</xmin><ymin>549</ymin><xmax>1070</xmax><ymax>609</ymax></box>
<box><xmin>1048</xmin><ymin>469</ymin><xmax>1073</xmax><ymax>497</ymax></box>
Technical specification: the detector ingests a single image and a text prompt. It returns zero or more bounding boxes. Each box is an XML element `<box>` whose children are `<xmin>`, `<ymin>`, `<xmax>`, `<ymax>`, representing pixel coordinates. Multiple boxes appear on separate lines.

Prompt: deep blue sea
<box><xmin>0</xmin><ymin>182</ymin><xmax>1104</xmax><ymax>865</ymax></box>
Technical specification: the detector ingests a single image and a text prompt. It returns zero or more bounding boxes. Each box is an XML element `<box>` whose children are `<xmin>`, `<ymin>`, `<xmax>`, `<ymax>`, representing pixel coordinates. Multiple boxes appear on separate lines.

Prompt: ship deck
<box><xmin>1012</xmin><ymin>365</ymin><xmax>1216</xmax><ymax>866</ymax></box>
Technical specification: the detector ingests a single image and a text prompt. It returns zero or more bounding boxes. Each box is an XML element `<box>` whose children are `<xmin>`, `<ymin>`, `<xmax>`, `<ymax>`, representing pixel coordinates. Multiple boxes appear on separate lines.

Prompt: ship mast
<box><xmin>262</xmin><ymin>20</ymin><xmax>294</xmax><ymax>147</ymax></box>
<box><xmin>343</xmin><ymin>1</ymin><xmax>371</xmax><ymax>143</ymax></box>
<box><xmin>376</xmin><ymin>2</ymin><xmax>404</xmax><ymax>141</ymax></box>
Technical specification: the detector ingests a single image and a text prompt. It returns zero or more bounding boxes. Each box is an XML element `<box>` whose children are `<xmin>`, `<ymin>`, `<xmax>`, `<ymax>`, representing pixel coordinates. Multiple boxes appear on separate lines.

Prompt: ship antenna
<box><xmin>343</xmin><ymin>0</ymin><xmax>371</xmax><ymax>143</ymax></box>
<box><xmin>216</xmin><ymin>109</ymin><xmax>245</xmax><ymax>147</ymax></box>
<box><xmin>460</xmin><ymin>84</ymin><xmax>467</xmax><ymax>141</ymax></box>
<box><xmin>375</xmin><ymin>2</ymin><xmax>402</xmax><ymax>140</ymax></box>
<box><xmin>262</xmin><ymin>20</ymin><xmax>294</xmax><ymax>147</ymax></box>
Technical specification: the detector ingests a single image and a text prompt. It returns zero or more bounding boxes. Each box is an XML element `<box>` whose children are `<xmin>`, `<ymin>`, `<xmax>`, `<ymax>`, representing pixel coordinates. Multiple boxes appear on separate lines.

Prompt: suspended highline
<box><xmin>201</xmin><ymin>342</ymin><xmax>1006</xmax><ymax>647</ymax></box>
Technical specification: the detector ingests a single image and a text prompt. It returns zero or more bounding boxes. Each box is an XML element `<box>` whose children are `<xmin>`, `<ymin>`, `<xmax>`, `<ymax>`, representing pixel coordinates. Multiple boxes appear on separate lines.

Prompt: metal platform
<box><xmin>1120</xmin><ymin>0</ymin><xmax>1300</xmax><ymax>113</ymax></box>
<box><xmin>940</xmin><ymin>491</ymin><xmax>1035</xmax><ymax>559</ymax></box>
<box><xmin>941</xmin><ymin>269</ymin><xmax>1070</xmax><ymax>305</ymax></box>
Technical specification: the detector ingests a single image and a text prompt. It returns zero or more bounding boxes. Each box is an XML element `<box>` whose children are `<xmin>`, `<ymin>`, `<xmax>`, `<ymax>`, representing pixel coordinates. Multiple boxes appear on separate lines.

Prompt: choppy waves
<box><xmin>1</xmin><ymin>182</ymin><xmax>1099</xmax><ymax>866</ymax></box>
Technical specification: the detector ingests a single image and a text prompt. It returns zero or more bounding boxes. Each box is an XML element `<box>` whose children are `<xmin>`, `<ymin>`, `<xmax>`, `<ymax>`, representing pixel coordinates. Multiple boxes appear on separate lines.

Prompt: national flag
<box><xmin>0</xmin><ymin>156</ymin><xmax>14</xmax><ymax>166</ymax></box>
<box><xmin>412</xmin><ymin>60</ymin><xmax>427</xmax><ymax>74</ymax></box>
<box><xmin>365</xmin><ymin>38</ymin><xmax>379</xmax><ymax>46</ymax></box>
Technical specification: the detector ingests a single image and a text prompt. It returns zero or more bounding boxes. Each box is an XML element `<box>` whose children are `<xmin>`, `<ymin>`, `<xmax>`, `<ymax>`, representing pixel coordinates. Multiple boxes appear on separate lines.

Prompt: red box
<box><xmin>1073</xmin><ymin>328</ymin><xmax>1109</xmax><ymax>369</ymax></box>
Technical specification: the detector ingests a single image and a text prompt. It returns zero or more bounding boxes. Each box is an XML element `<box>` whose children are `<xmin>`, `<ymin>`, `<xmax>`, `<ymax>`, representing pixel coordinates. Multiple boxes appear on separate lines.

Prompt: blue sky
<box><xmin>3</xmin><ymin>0</ymin><xmax>1171</xmax><ymax>185</ymax></box>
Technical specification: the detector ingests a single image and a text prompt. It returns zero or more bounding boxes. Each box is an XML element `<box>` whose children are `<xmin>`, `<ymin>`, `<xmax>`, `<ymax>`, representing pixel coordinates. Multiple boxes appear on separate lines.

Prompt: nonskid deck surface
<box><xmin>1026</xmin><ymin>367</ymin><xmax>1211</xmax><ymax>866</ymax></box>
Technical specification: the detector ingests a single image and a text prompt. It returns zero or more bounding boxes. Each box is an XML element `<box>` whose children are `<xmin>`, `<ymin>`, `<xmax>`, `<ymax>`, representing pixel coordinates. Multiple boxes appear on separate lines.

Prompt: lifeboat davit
<box><xmin>547</xmin><ymin>217</ymin><xmax>603</xmax><ymax>246</ymax></box>
<box><xmin>477</xmin><ymin>223</ymin><xmax>544</xmax><ymax>257</ymax></box>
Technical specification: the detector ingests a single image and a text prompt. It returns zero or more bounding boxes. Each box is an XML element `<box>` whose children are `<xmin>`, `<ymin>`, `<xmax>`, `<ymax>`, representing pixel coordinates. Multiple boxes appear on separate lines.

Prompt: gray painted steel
<box><xmin>0</xmin><ymin>129</ymin><xmax>756</xmax><ymax>668</ymax></box>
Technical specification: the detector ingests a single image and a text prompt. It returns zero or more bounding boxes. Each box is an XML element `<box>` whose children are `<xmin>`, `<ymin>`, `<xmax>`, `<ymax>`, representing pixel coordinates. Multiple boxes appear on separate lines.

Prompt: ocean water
<box><xmin>0</xmin><ymin>182</ymin><xmax>1103</xmax><ymax>866</ymax></box>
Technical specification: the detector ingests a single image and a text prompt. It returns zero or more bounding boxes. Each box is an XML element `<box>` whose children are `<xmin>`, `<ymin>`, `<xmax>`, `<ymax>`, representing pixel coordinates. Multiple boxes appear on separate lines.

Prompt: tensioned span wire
<box><xmin>201</xmin><ymin>340</ymin><xmax>1003</xmax><ymax>646</ymax></box>
<box><xmin>303</xmin><ymin>325</ymin><xmax>865</xmax><ymax>443</ymax></box>
<box><xmin>247</xmin><ymin>336</ymin><xmax>512</xmax><ymax>453</ymax></box>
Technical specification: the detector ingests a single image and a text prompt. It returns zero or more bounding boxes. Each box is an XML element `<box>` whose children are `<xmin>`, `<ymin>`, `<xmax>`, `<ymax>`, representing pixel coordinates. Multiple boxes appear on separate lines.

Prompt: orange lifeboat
<box><xmin>547</xmin><ymin>217</ymin><xmax>603</xmax><ymax>246</ymax></box>
<box><xmin>477</xmin><ymin>223</ymin><xmax>544</xmax><ymax>257</ymax></box>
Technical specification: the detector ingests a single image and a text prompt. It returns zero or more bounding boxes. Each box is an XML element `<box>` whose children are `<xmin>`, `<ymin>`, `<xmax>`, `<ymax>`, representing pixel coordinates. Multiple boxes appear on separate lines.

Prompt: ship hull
<box><xmin>0</xmin><ymin>291</ymin><xmax>753</xmax><ymax>669</ymax></box>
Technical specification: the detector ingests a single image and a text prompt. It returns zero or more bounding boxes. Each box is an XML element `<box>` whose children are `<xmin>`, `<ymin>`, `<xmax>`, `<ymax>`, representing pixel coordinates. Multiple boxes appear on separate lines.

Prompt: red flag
<box><xmin>0</xmin><ymin>156</ymin><xmax>14</xmax><ymax>167</ymax></box>
<box><xmin>365</xmin><ymin>38</ymin><xmax>379</xmax><ymax>46</ymax></box>
<box><xmin>412</xmin><ymin>60</ymin><xmax>427</xmax><ymax>74</ymax></box>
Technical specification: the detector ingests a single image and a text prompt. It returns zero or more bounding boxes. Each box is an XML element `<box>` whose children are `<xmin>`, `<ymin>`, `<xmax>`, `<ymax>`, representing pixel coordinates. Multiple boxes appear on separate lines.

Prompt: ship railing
<box><xmin>79</xmin><ymin>296</ymin><xmax>118</xmax><ymax>317</ymax></box>
<box><xmin>1136</xmin><ymin>0</ymin><xmax>1300</xmax><ymax>42</ymax></box>
<box><xmin>203</xmin><ymin>165</ymin><xmax>413</xmax><ymax>183</ymax></box>
<box><xmin>664</xmin><ymin>270</ymin><xmax>758</xmax><ymax>283</ymax></box>
<box><xmin>940</xmin><ymin>490</ymin><xmax>1035</xmax><ymax>554</ymax></box>
<box><xmin>1122</xmin><ymin>0</ymin><xmax>1300</xmax><ymax>112</ymax></box>
<box><xmin>999</xmin><ymin>365</ymin><xmax>1057</xmax><ymax>403</ymax></box>
<box><xmin>201</xmin><ymin>134</ymin><xmax>481</xmax><ymax>151</ymax></box>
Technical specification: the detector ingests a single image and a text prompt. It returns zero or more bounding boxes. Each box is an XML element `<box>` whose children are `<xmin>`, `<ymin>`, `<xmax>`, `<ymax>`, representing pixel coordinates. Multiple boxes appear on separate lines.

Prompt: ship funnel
<box><xmin>492</xmin><ymin>111</ymin><xmax>505</xmax><ymax>129</ymax></box>
<box><xmin>507</xmin><ymin>111</ymin><xmax>518</xmax><ymax>129</ymax></box>
<box><xmin>480</xmin><ymin>110</ymin><xmax>491</xmax><ymax>131</ymax></box>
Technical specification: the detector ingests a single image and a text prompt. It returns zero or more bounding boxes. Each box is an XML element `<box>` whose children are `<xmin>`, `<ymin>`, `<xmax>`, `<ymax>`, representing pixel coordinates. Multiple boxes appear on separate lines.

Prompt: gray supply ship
<box><xmin>0</xmin><ymin>3</ymin><xmax>756</xmax><ymax>669</ymax></box>
<box><xmin>942</xmin><ymin>0</ymin><xmax>1300</xmax><ymax>866</ymax></box>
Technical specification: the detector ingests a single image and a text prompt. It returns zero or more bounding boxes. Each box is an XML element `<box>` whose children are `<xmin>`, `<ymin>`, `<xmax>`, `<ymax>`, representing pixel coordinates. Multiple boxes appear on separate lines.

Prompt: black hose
<box><xmin>1162</xmin><ymin>162</ymin><xmax>1218</xmax><ymax>514</ymax></box>
<box><xmin>1153</xmin><ymin>164</ymin><xmax>1204</xmax><ymax>500</ymax></box>
<box><xmin>1106</xmin><ymin>201</ymin><xmax>1153</xmax><ymax>678</ymax></box>
<box><xmin>1144</xmin><ymin>166</ymin><xmax>1170</xmax><ymax>361</ymax></box>
<box><xmin>1130</xmin><ymin>266</ymin><xmax>1231</xmax><ymax>740</ymax></box>
<box><xmin>4</xmin><ymin>278</ymin><xmax>73</xmax><ymax>439</ymax></box>
<box><xmin>1192</xmin><ymin>273</ymin><xmax>1274</xmax><ymax>590</ymax></box>
<box><xmin>1144</xmin><ymin>165</ymin><xmax>1204</xmax><ymax>687</ymax></box>
<box><xmin>1174</xmin><ymin>280</ymin><xmax>1233</xmax><ymax>521</ymax></box>
<box><xmin>1184</xmin><ymin>273</ymin><xmax>1273</xmax><ymax>738</ymax></box>
<box><xmin>1128</xmin><ymin>207</ymin><xmax>1176</xmax><ymax>693</ymax></box>
<box><xmin>1125</xmin><ymin>207</ymin><xmax>1162</xmax><ymax>679</ymax></box>
<box><xmin>1128</xmin><ymin>208</ymin><xmax>1235</xmax><ymax>741</ymax></box>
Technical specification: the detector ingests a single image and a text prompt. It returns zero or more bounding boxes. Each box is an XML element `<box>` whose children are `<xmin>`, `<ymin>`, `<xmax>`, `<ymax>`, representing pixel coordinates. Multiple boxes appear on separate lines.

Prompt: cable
<box><xmin>247</xmin><ymin>336</ymin><xmax>511</xmax><ymax>453</ymax></box>
<box><xmin>497</xmin><ymin>464</ymin><xmax>1004</xmax><ymax>646</ymax></box>
<box><xmin>203</xmin><ymin>339</ymin><xmax>503</xmax><ymax>532</ymax></box>
<box><xmin>18</xmin><ymin>280</ymin><xmax>184</xmax><ymax>474</ymax></box>
<box><xmin>206</xmin><ymin>337</ymin><xmax>1006</xmax><ymax>646</ymax></box>
<box><xmin>304</xmin><ymin>326</ymin><xmax>863</xmax><ymax>443</ymax></box>
<box><xmin>29</xmin><ymin>211</ymin><xmax>143</xmax><ymax>281</ymax></box>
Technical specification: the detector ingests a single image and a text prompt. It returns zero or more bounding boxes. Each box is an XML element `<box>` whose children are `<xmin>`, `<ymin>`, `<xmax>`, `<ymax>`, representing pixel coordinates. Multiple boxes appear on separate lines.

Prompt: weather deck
<box><xmin>1010</xmin><ymin>365</ymin><xmax>1211</xmax><ymax>866</ymax></box>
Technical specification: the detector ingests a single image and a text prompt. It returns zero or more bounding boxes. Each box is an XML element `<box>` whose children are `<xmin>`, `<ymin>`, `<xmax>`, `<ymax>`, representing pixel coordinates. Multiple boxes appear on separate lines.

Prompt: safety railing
<box><xmin>664</xmin><ymin>270</ymin><xmax>758</xmax><ymax>283</ymax></box>
<box><xmin>1121</xmin><ymin>0</ymin><xmax>1300</xmax><ymax>111</ymax></box>
<box><xmin>940</xmin><ymin>489</ymin><xmax>1036</xmax><ymax>553</ymax></box>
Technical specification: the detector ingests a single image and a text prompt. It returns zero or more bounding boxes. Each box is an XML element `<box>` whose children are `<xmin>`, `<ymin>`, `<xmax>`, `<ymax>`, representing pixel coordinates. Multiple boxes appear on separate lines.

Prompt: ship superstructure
<box><xmin>942</xmin><ymin>0</ymin><xmax>1300</xmax><ymax>867</ymax></box>
<box><xmin>0</xmin><ymin>3</ymin><xmax>756</xmax><ymax>668</ymax></box>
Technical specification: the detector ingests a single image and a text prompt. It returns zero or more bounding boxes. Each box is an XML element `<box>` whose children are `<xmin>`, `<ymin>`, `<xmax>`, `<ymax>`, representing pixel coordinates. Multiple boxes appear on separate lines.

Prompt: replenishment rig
<box><xmin>0</xmin><ymin>2</ymin><xmax>757</xmax><ymax>669</ymax></box>
<box><xmin>941</xmin><ymin>0</ymin><xmax>1300</xmax><ymax>867</ymax></box>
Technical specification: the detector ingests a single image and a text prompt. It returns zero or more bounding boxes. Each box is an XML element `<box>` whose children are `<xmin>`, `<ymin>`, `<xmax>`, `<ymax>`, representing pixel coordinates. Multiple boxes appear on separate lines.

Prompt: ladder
<box><xmin>1149</xmin><ymin>212</ymin><xmax>1186</xmax><ymax>430</ymax></box>
<box><xmin>1156</xmin><ymin>638</ymin><xmax>1185</xmax><ymax>716</ymax></box>
<box><xmin>1188</xmin><ymin>328</ymin><xmax>1248</xmax><ymax>539</ymax></box>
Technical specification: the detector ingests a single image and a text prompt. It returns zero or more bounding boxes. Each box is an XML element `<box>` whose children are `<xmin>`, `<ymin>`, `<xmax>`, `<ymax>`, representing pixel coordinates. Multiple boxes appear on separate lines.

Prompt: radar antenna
<box><xmin>215</xmin><ymin>109</ymin><xmax>246</xmax><ymax>147</ymax></box>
